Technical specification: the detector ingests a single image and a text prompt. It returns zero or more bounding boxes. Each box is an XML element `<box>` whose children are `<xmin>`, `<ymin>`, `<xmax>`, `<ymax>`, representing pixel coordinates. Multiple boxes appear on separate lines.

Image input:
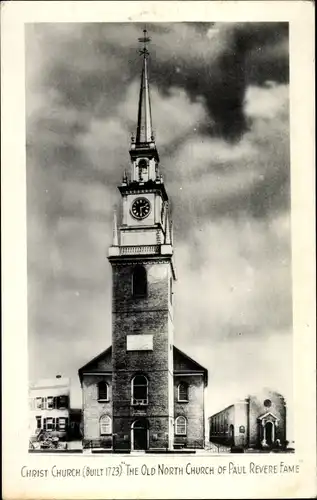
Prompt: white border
<box><xmin>1</xmin><ymin>2</ymin><xmax>315</xmax><ymax>499</ymax></box>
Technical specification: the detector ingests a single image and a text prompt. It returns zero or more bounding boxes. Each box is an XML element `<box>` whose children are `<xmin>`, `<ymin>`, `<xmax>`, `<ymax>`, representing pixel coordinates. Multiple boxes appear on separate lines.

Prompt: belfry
<box><xmin>79</xmin><ymin>31</ymin><xmax>208</xmax><ymax>452</ymax></box>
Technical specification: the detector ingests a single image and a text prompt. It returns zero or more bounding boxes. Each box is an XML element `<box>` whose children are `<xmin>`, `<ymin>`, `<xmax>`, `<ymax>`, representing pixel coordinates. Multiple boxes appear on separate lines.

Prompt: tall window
<box><xmin>175</xmin><ymin>416</ymin><xmax>187</xmax><ymax>436</ymax></box>
<box><xmin>132</xmin><ymin>265</ymin><xmax>147</xmax><ymax>297</ymax></box>
<box><xmin>98</xmin><ymin>381</ymin><xmax>109</xmax><ymax>401</ymax></box>
<box><xmin>170</xmin><ymin>277</ymin><xmax>173</xmax><ymax>304</ymax></box>
<box><xmin>43</xmin><ymin>417</ymin><xmax>68</xmax><ymax>431</ymax></box>
<box><xmin>100</xmin><ymin>415</ymin><xmax>112</xmax><ymax>435</ymax></box>
<box><xmin>43</xmin><ymin>417</ymin><xmax>55</xmax><ymax>431</ymax></box>
<box><xmin>178</xmin><ymin>382</ymin><xmax>189</xmax><ymax>402</ymax></box>
<box><xmin>131</xmin><ymin>375</ymin><xmax>148</xmax><ymax>405</ymax></box>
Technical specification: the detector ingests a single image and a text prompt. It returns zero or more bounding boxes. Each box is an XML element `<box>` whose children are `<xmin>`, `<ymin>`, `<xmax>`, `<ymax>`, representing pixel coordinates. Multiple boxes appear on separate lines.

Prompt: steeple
<box><xmin>136</xmin><ymin>30</ymin><xmax>154</xmax><ymax>144</ymax></box>
<box><xmin>129</xmin><ymin>29</ymin><xmax>159</xmax><ymax>166</ymax></box>
<box><xmin>110</xmin><ymin>28</ymin><xmax>176</xmax><ymax>278</ymax></box>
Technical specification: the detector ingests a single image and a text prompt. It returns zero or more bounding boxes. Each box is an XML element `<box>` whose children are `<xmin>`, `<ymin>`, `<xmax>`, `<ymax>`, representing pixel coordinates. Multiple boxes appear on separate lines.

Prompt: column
<box><xmin>261</xmin><ymin>421</ymin><xmax>267</xmax><ymax>447</ymax></box>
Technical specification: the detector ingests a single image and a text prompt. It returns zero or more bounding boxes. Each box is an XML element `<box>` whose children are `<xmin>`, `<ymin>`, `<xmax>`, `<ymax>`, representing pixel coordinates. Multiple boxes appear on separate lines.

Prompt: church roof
<box><xmin>78</xmin><ymin>345</ymin><xmax>208</xmax><ymax>386</ymax></box>
<box><xmin>173</xmin><ymin>346</ymin><xmax>208</xmax><ymax>386</ymax></box>
<box><xmin>78</xmin><ymin>346</ymin><xmax>112</xmax><ymax>381</ymax></box>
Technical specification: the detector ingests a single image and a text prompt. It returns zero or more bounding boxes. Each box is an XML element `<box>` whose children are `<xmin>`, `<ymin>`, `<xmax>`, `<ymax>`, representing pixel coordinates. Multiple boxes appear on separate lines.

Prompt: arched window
<box><xmin>131</xmin><ymin>375</ymin><xmax>148</xmax><ymax>405</ymax></box>
<box><xmin>132</xmin><ymin>265</ymin><xmax>147</xmax><ymax>297</ymax></box>
<box><xmin>99</xmin><ymin>415</ymin><xmax>112</xmax><ymax>435</ymax></box>
<box><xmin>175</xmin><ymin>416</ymin><xmax>187</xmax><ymax>436</ymax></box>
<box><xmin>178</xmin><ymin>382</ymin><xmax>189</xmax><ymax>402</ymax></box>
<box><xmin>98</xmin><ymin>381</ymin><xmax>109</xmax><ymax>401</ymax></box>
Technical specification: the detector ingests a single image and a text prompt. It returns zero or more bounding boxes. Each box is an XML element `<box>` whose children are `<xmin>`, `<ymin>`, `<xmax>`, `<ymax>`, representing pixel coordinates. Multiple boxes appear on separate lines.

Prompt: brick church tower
<box><xmin>108</xmin><ymin>31</ymin><xmax>176</xmax><ymax>451</ymax></box>
<box><xmin>79</xmin><ymin>30</ymin><xmax>207</xmax><ymax>453</ymax></box>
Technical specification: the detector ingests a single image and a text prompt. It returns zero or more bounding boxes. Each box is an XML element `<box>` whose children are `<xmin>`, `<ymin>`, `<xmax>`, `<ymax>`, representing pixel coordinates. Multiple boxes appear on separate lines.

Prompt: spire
<box><xmin>135</xmin><ymin>29</ymin><xmax>154</xmax><ymax>144</ymax></box>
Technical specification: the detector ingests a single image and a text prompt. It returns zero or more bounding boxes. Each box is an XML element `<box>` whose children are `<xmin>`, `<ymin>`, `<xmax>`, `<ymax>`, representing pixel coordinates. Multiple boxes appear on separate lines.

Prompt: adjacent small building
<box><xmin>29</xmin><ymin>376</ymin><xmax>71</xmax><ymax>439</ymax></box>
<box><xmin>209</xmin><ymin>389</ymin><xmax>287</xmax><ymax>449</ymax></box>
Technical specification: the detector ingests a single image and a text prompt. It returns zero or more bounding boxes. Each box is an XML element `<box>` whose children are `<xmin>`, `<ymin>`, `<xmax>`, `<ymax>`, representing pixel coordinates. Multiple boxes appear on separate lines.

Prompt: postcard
<box><xmin>1</xmin><ymin>1</ymin><xmax>315</xmax><ymax>498</ymax></box>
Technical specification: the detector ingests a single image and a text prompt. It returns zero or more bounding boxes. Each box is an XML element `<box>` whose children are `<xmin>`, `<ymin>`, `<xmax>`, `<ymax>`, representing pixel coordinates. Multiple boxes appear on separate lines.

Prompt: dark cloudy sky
<box><xmin>26</xmin><ymin>22</ymin><xmax>292</xmax><ymax>433</ymax></box>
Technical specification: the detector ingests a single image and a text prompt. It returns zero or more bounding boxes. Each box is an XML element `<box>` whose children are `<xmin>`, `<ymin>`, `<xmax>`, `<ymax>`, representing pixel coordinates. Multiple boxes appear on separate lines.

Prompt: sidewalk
<box><xmin>67</xmin><ymin>440</ymin><xmax>83</xmax><ymax>450</ymax></box>
<box><xmin>204</xmin><ymin>442</ymin><xmax>231</xmax><ymax>453</ymax></box>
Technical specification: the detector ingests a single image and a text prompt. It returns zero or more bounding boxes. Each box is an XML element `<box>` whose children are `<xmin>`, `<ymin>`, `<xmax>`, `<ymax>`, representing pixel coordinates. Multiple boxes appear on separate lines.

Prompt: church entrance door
<box><xmin>132</xmin><ymin>419</ymin><xmax>148</xmax><ymax>451</ymax></box>
<box><xmin>265</xmin><ymin>422</ymin><xmax>273</xmax><ymax>446</ymax></box>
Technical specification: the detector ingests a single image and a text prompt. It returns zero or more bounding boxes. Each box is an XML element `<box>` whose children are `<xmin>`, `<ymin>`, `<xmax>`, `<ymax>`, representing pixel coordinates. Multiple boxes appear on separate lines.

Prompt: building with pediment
<box><xmin>208</xmin><ymin>389</ymin><xmax>287</xmax><ymax>449</ymax></box>
<box><xmin>78</xmin><ymin>31</ymin><xmax>208</xmax><ymax>452</ymax></box>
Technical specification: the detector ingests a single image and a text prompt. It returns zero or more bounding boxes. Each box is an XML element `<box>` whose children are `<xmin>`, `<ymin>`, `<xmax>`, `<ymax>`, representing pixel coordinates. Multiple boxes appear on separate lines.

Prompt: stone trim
<box><xmin>174</xmin><ymin>372</ymin><xmax>204</xmax><ymax>376</ymax></box>
<box><xmin>110</xmin><ymin>258</ymin><xmax>172</xmax><ymax>266</ymax></box>
<box><xmin>81</xmin><ymin>372</ymin><xmax>112</xmax><ymax>376</ymax></box>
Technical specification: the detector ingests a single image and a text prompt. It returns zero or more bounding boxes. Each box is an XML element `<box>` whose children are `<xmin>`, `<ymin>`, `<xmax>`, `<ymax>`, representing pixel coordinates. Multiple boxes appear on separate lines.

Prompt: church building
<box><xmin>79</xmin><ymin>31</ymin><xmax>208</xmax><ymax>452</ymax></box>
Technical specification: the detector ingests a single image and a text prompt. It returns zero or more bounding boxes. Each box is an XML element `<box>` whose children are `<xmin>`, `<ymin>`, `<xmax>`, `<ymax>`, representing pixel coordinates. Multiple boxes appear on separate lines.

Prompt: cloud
<box><xmin>174</xmin><ymin>212</ymin><xmax>292</xmax><ymax>343</ymax></box>
<box><xmin>26</xmin><ymin>22</ymin><xmax>289</xmax><ymax>140</ymax></box>
<box><xmin>245</xmin><ymin>82</ymin><xmax>289</xmax><ymax>120</ymax></box>
<box><xmin>163</xmin><ymin>81</ymin><xmax>289</xmax><ymax>237</ymax></box>
<box><xmin>117</xmin><ymin>81</ymin><xmax>208</xmax><ymax>148</ymax></box>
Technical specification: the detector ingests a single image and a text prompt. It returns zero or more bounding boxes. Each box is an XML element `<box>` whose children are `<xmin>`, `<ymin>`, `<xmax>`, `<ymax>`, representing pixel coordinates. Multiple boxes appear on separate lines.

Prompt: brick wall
<box><xmin>209</xmin><ymin>405</ymin><xmax>235</xmax><ymax>445</ymax></box>
<box><xmin>111</xmin><ymin>259</ymin><xmax>174</xmax><ymax>450</ymax></box>
<box><xmin>112</xmin><ymin>261</ymin><xmax>171</xmax><ymax>312</ymax></box>
<box><xmin>82</xmin><ymin>374</ymin><xmax>112</xmax><ymax>448</ymax></box>
<box><xmin>81</xmin><ymin>254</ymin><xmax>206</xmax><ymax>451</ymax></box>
<box><xmin>174</xmin><ymin>375</ymin><xmax>205</xmax><ymax>448</ymax></box>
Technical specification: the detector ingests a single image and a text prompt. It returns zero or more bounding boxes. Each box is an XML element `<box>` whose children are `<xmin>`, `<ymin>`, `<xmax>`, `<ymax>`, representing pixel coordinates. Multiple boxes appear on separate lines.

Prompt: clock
<box><xmin>131</xmin><ymin>197</ymin><xmax>151</xmax><ymax>220</ymax></box>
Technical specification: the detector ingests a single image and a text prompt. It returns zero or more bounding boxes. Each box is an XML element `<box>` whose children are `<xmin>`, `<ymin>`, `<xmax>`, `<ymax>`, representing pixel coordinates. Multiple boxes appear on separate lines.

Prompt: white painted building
<box><xmin>29</xmin><ymin>376</ymin><xmax>70</xmax><ymax>438</ymax></box>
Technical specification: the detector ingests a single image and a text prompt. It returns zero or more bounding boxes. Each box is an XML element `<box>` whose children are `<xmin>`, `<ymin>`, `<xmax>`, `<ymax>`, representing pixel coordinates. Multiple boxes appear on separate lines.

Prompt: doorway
<box><xmin>131</xmin><ymin>419</ymin><xmax>148</xmax><ymax>451</ymax></box>
<box><xmin>265</xmin><ymin>421</ymin><xmax>273</xmax><ymax>446</ymax></box>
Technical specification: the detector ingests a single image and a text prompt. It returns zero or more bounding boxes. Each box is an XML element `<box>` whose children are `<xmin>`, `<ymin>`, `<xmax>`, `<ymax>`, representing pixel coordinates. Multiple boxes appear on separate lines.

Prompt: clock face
<box><xmin>131</xmin><ymin>197</ymin><xmax>151</xmax><ymax>220</ymax></box>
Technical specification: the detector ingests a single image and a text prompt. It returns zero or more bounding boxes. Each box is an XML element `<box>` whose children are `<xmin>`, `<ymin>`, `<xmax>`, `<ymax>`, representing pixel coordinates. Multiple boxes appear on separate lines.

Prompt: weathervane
<box><xmin>138</xmin><ymin>28</ymin><xmax>151</xmax><ymax>57</ymax></box>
